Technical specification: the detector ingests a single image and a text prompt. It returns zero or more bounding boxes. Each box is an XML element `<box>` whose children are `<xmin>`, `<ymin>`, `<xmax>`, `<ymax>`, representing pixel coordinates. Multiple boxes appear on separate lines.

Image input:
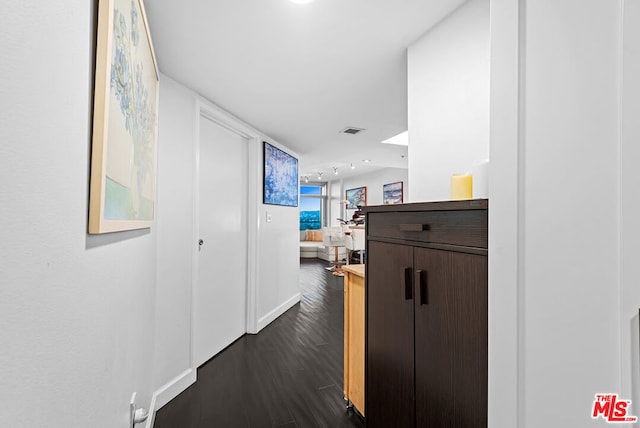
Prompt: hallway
<box><xmin>154</xmin><ymin>259</ymin><xmax>365</xmax><ymax>428</ymax></box>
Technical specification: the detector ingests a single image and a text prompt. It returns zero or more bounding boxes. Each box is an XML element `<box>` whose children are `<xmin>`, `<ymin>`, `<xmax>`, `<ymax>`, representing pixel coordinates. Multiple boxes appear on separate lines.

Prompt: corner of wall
<box><xmin>257</xmin><ymin>292</ymin><xmax>301</xmax><ymax>332</ymax></box>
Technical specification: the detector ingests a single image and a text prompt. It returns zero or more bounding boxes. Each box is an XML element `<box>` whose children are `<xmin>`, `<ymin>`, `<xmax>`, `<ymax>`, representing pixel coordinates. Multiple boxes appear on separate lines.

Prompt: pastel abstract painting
<box><xmin>89</xmin><ymin>0</ymin><xmax>159</xmax><ymax>233</ymax></box>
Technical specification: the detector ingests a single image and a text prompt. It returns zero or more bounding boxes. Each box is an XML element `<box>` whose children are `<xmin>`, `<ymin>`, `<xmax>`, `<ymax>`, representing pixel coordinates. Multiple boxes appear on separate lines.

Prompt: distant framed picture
<box><xmin>345</xmin><ymin>186</ymin><xmax>367</xmax><ymax>209</ymax></box>
<box><xmin>263</xmin><ymin>142</ymin><xmax>299</xmax><ymax>207</ymax></box>
<box><xmin>88</xmin><ymin>0</ymin><xmax>159</xmax><ymax>233</ymax></box>
<box><xmin>383</xmin><ymin>181</ymin><xmax>404</xmax><ymax>205</ymax></box>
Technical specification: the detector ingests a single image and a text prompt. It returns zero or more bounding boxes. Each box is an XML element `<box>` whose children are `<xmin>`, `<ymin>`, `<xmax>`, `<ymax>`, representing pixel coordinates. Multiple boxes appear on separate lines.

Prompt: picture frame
<box><xmin>345</xmin><ymin>186</ymin><xmax>367</xmax><ymax>209</ymax></box>
<box><xmin>383</xmin><ymin>181</ymin><xmax>404</xmax><ymax>205</ymax></box>
<box><xmin>88</xmin><ymin>0</ymin><xmax>159</xmax><ymax>234</ymax></box>
<box><xmin>263</xmin><ymin>142</ymin><xmax>299</xmax><ymax>207</ymax></box>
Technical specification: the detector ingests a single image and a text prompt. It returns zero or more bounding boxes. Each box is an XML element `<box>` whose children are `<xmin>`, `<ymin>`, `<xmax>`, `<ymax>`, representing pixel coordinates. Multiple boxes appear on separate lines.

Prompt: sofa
<box><xmin>300</xmin><ymin>229</ymin><xmax>346</xmax><ymax>261</ymax></box>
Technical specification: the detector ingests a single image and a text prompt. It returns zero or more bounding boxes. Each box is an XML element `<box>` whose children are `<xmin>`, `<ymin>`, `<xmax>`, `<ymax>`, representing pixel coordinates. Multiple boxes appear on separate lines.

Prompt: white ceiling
<box><xmin>144</xmin><ymin>0</ymin><xmax>466</xmax><ymax>180</ymax></box>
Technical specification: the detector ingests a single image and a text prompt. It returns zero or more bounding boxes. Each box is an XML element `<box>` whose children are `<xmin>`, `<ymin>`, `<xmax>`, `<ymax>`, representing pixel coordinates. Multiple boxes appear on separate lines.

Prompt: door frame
<box><xmin>190</xmin><ymin>98</ymin><xmax>260</xmax><ymax>370</ymax></box>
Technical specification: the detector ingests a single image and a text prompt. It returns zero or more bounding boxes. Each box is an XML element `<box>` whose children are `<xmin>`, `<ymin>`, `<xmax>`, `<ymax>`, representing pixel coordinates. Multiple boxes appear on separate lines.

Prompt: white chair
<box><xmin>345</xmin><ymin>227</ymin><xmax>365</xmax><ymax>264</ymax></box>
<box><xmin>322</xmin><ymin>226</ymin><xmax>347</xmax><ymax>274</ymax></box>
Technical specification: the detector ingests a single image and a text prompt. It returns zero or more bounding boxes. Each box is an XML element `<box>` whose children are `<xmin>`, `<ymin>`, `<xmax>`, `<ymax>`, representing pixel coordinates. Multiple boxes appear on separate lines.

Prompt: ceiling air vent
<box><xmin>341</xmin><ymin>127</ymin><xmax>365</xmax><ymax>135</ymax></box>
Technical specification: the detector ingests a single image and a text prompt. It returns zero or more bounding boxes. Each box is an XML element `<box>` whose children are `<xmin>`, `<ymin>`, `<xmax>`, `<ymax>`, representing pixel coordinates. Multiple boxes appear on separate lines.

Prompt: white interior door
<box><xmin>195</xmin><ymin>116</ymin><xmax>248</xmax><ymax>367</ymax></box>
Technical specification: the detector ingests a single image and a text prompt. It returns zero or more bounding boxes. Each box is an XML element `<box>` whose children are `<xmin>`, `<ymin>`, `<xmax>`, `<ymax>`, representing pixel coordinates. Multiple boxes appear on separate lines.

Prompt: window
<box><xmin>300</xmin><ymin>184</ymin><xmax>326</xmax><ymax>231</ymax></box>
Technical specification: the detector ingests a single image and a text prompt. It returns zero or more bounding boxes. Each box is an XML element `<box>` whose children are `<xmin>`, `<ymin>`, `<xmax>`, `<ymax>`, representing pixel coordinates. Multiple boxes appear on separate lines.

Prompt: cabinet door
<box><xmin>414</xmin><ymin>248</ymin><xmax>488</xmax><ymax>427</ymax></box>
<box><xmin>346</xmin><ymin>272</ymin><xmax>365</xmax><ymax>415</ymax></box>
<box><xmin>366</xmin><ymin>241</ymin><xmax>415</xmax><ymax>428</ymax></box>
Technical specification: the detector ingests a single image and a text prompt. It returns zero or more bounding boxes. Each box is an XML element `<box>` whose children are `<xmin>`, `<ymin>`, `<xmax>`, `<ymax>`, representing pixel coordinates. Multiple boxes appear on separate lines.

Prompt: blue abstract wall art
<box><xmin>263</xmin><ymin>142</ymin><xmax>299</xmax><ymax>207</ymax></box>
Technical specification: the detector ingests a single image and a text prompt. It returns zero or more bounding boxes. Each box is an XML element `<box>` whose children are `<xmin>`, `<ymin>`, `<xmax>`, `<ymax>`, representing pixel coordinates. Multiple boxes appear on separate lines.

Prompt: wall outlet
<box><xmin>129</xmin><ymin>391</ymin><xmax>149</xmax><ymax>427</ymax></box>
<box><xmin>266</xmin><ymin>211</ymin><xmax>272</xmax><ymax>223</ymax></box>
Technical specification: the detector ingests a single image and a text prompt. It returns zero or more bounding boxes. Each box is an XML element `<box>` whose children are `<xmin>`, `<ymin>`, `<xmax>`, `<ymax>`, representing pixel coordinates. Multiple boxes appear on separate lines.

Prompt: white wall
<box><xmin>621</xmin><ymin>0</ymin><xmax>640</xmax><ymax>410</ymax></box>
<box><xmin>257</xmin><ymin>198</ymin><xmax>301</xmax><ymax>330</ymax></box>
<box><xmin>328</xmin><ymin>180</ymin><xmax>343</xmax><ymax>227</ymax></box>
<box><xmin>152</xmin><ymin>76</ymin><xmax>197</xmax><ymax>403</ymax></box>
<box><xmin>487</xmin><ymin>0</ymin><xmax>520</xmax><ymax>426</ymax></box>
<box><xmin>330</xmin><ymin>167</ymin><xmax>408</xmax><ymax>221</ymax></box>
<box><xmin>152</xmin><ymin>75</ymin><xmax>301</xmax><ymax>409</ymax></box>
<box><xmin>489</xmin><ymin>0</ymin><xmax>634</xmax><ymax>427</ymax></box>
<box><xmin>0</xmin><ymin>1</ymin><xmax>157</xmax><ymax>427</ymax></box>
<box><xmin>407</xmin><ymin>0</ymin><xmax>490</xmax><ymax>202</ymax></box>
<box><xmin>0</xmin><ymin>4</ymin><xmax>301</xmax><ymax>426</ymax></box>
<box><xmin>521</xmin><ymin>2</ymin><xmax>620</xmax><ymax>426</ymax></box>
<box><xmin>257</xmin><ymin>138</ymin><xmax>301</xmax><ymax>329</ymax></box>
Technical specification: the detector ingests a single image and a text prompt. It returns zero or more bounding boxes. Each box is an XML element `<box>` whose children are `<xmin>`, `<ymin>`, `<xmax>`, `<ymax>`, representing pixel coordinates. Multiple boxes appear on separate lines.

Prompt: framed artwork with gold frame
<box><xmin>88</xmin><ymin>0</ymin><xmax>159</xmax><ymax>233</ymax></box>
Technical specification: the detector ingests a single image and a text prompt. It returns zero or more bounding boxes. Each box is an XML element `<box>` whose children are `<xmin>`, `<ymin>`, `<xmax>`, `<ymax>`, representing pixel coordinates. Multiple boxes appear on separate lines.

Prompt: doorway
<box><xmin>194</xmin><ymin>114</ymin><xmax>248</xmax><ymax>367</ymax></box>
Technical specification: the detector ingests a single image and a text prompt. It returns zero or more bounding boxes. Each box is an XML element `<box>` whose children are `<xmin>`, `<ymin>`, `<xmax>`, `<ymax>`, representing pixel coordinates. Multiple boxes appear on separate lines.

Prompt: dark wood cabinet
<box><xmin>364</xmin><ymin>200</ymin><xmax>488</xmax><ymax>428</ymax></box>
<box><xmin>366</xmin><ymin>241</ymin><xmax>415</xmax><ymax>427</ymax></box>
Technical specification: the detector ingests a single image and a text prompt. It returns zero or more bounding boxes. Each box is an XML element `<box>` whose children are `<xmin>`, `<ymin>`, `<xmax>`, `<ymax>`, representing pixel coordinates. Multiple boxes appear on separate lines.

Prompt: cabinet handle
<box><xmin>399</xmin><ymin>223</ymin><xmax>430</xmax><ymax>232</ymax></box>
<box><xmin>404</xmin><ymin>267</ymin><xmax>413</xmax><ymax>300</ymax></box>
<box><xmin>417</xmin><ymin>269</ymin><xmax>428</xmax><ymax>305</ymax></box>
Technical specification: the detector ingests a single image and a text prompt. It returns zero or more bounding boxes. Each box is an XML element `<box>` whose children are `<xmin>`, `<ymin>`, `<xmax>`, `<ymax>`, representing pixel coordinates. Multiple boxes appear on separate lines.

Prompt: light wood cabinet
<box><xmin>343</xmin><ymin>264</ymin><xmax>365</xmax><ymax>416</ymax></box>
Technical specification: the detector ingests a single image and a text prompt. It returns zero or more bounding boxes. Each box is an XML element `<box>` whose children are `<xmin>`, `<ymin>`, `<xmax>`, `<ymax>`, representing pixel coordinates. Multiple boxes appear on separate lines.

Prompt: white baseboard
<box><xmin>144</xmin><ymin>394</ymin><xmax>156</xmax><ymax>428</ymax></box>
<box><xmin>256</xmin><ymin>292</ymin><xmax>301</xmax><ymax>332</ymax></box>
<box><xmin>146</xmin><ymin>294</ymin><xmax>300</xmax><ymax>426</ymax></box>
<box><xmin>145</xmin><ymin>368</ymin><xmax>196</xmax><ymax>427</ymax></box>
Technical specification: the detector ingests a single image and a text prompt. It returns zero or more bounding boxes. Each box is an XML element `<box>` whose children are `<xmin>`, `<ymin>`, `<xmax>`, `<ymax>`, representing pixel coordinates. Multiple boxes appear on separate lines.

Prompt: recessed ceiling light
<box><xmin>350</xmin><ymin>163</ymin><xmax>355</xmax><ymax>170</ymax></box>
<box><xmin>363</xmin><ymin>159</ymin><xmax>371</xmax><ymax>163</ymax></box>
<box><xmin>289</xmin><ymin>0</ymin><xmax>314</xmax><ymax>4</ymax></box>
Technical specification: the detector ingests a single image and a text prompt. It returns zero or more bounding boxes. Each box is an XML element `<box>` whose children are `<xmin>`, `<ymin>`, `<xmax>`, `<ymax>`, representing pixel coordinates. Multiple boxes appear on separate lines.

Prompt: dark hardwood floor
<box><xmin>154</xmin><ymin>258</ymin><xmax>365</xmax><ymax>428</ymax></box>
